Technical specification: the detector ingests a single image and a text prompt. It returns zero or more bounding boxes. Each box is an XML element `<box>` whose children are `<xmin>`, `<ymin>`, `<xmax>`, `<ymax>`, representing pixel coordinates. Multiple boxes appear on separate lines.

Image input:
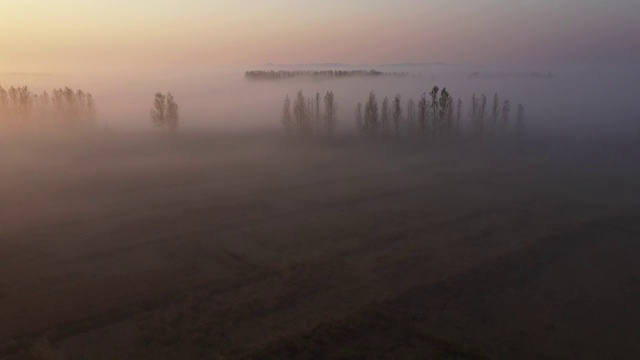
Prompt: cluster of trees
<box><xmin>150</xmin><ymin>93</ymin><xmax>180</xmax><ymax>132</ymax></box>
<box><xmin>282</xmin><ymin>90</ymin><xmax>337</xmax><ymax>136</ymax></box>
<box><xmin>353</xmin><ymin>87</ymin><xmax>525</xmax><ymax>141</ymax></box>
<box><xmin>246</xmin><ymin>70</ymin><xmax>408</xmax><ymax>81</ymax></box>
<box><xmin>0</xmin><ymin>85</ymin><xmax>96</xmax><ymax>127</ymax></box>
<box><xmin>280</xmin><ymin>86</ymin><xmax>526</xmax><ymax>143</ymax></box>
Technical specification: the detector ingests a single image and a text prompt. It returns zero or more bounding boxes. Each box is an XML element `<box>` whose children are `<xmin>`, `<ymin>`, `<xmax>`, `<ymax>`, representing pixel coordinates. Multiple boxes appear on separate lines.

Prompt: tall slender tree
<box><xmin>324</xmin><ymin>91</ymin><xmax>337</xmax><ymax>136</ymax></box>
<box><xmin>429</xmin><ymin>86</ymin><xmax>439</xmax><ymax>134</ymax></box>
<box><xmin>418</xmin><ymin>93</ymin><xmax>428</xmax><ymax>136</ymax></box>
<box><xmin>282</xmin><ymin>94</ymin><xmax>292</xmax><ymax>134</ymax></box>
<box><xmin>407</xmin><ymin>98</ymin><xmax>416</xmax><ymax>135</ymax></box>
<box><xmin>315</xmin><ymin>92</ymin><xmax>322</xmax><ymax>134</ymax></box>
<box><xmin>364</xmin><ymin>91</ymin><xmax>379</xmax><ymax>136</ymax></box>
<box><xmin>491</xmin><ymin>93</ymin><xmax>500</xmax><ymax>134</ymax></box>
<box><xmin>150</xmin><ymin>92</ymin><xmax>166</xmax><ymax>127</ymax></box>
<box><xmin>392</xmin><ymin>94</ymin><xmax>402</xmax><ymax>136</ymax></box>
<box><xmin>166</xmin><ymin>93</ymin><xmax>179</xmax><ymax>132</ymax></box>
<box><xmin>381</xmin><ymin>96</ymin><xmax>390</xmax><ymax>135</ymax></box>
<box><xmin>500</xmin><ymin>100</ymin><xmax>511</xmax><ymax>137</ymax></box>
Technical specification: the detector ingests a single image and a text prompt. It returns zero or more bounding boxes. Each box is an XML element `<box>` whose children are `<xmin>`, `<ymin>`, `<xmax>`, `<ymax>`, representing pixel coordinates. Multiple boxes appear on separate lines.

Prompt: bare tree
<box><xmin>364</xmin><ymin>91</ymin><xmax>379</xmax><ymax>136</ymax></box>
<box><xmin>491</xmin><ymin>93</ymin><xmax>500</xmax><ymax>134</ymax></box>
<box><xmin>293</xmin><ymin>90</ymin><xmax>308</xmax><ymax>134</ymax></box>
<box><xmin>418</xmin><ymin>93</ymin><xmax>428</xmax><ymax>136</ymax></box>
<box><xmin>500</xmin><ymin>100</ymin><xmax>511</xmax><ymax>137</ymax></box>
<box><xmin>478</xmin><ymin>94</ymin><xmax>487</xmax><ymax>137</ymax></box>
<box><xmin>0</xmin><ymin>86</ymin><xmax>8</xmax><ymax>124</ymax></box>
<box><xmin>166</xmin><ymin>93</ymin><xmax>179</xmax><ymax>132</ymax></box>
<box><xmin>324</xmin><ymin>91</ymin><xmax>338</xmax><ymax>136</ymax></box>
<box><xmin>392</xmin><ymin>94</ymin><xmax>402</xmax><ymax>136</ymax></box>
<box><xmin>86</xmin><ymin>93</ymin><xmax>96</xmax><ymax>122</ymax></box>
<box><xmin>282</xmin><ymin>94</ymin><xmax>292</xmax><ymax>134</ymax></box>
<box><xmin>315</xmin><ymin>92</ymin><xmax>322</xmax><ymax>134</ymax></box>
<box><xmin>430</xmin><ymin>86</ymin><xmax>439</xmax><ymax>134</ymax></box>
<box><xmin>381</xmin><ymin>96</ymin><xmax>390</xmax><ymax>135</ymax></box>
<box><xmin>150</xmin><ymin>92</ymin><xmax>166</xmax><ymax>127</ymax></box>
<box><xmin>407</xmin><ymin>98</ymin><xmax>416</xmax><ymax>134</ymax></box>
<box><xmin>439</xmin><ymin>88</ymin><xmax>453</xmax><ymax>137</ymax></box>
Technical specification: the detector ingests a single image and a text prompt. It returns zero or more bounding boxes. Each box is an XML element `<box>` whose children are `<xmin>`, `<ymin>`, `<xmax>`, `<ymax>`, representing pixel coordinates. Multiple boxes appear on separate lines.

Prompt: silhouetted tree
<box><xmin>491</xmin><ymin>93</ymin><xmax>500</xmax><ymax>134</ymax></box>
<box><xmin>86</xmin><ymin>93</ymin><xmax>96</xmax><ymax>122</ymax></box>
<box><xmin>166</xmin><ymin>93</ymin><xmax>179</xmax><ymax>132</ymax></box>
<box><xmin>429</xmin><ymin>86</ymin><xmax>439</xmax><ymax>135</ymax></box>
<box><xmin>479</xmin><ymin>94</ymin><xmax>487</xmax><ymax>137</ymax></box>
<box><xmin>150</xmin><ymin>92</ymin><xmax>166</xmax><ymax>127</ymax></box>
<box><xmin>381</xmin><ymin>96</ymin><xmax>390</xmax><ymax>135</ymax></box>
<box><xmin>294</xmin><ymin>90</ymin><xmax>309</xmax><ymax>134</ymax></box>
<box><xmin>500</xmin><ymin>100</ymin><xmax>511</xmax><ymax>137</ymax></box>
<box><xmin>324</xmin><ymin>91</ymin><xmax>337</xmax><ymax>136</ymax></box>
<box><xmin>315</xmin><ymin>92</ymin><xmax>322</xmax><ymax>134</ymax></box>
<box><xmin>439</xmin><ymin>88</ymin><xmax>453</xmax><ymax>136</ymax></box>
<box><xmin>407</xmin><ymin>98</ymin><xmax>416</xmax><ymax>134</ymax></box>
<box><xmin>392</xmin><ymin>94</ymin><xmax>402</xmax><ymax>136</ymax></box>
<box><xmin>418</xmin><ymin>93</ymin><xmax>428</xmax><ymax>136</ymax></box>
<box><xmin>282</xmin><ymin>94</ymin><xmax>292</xmax><ymax>134</ymax></box>
<box><xmin>364</xmin><ymin>91</ymin><xmax>379</xmax><ymax>136</ymax></box>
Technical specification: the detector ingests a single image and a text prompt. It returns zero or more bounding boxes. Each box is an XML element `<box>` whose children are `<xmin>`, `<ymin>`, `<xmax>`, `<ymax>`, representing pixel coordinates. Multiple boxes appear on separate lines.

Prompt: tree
<box><xmin>324</xmin><ymin>91</ymin><xmax>338</xmax><ymax>136</ymax></box>
<box><xmin>315</xmin><ymin>92</ymin><xmax>322</xmax><ymax>134</ymax></box>
<box><xmin>429</xmin><ymin>86</ymin><xmax>439</xmax><ymax>134</ymax></box>
<box><xmin>166</xmin><ymin>93</ymin><xmax>179</xmax><ymax>132</ymax></box>
<box><xmin>293</xmin><ymin>90</ymin><xmax>308</xmax><ymax>134</ymax></box>
<box><xmin>364</xmin><ymin>91</ymin><xmax>379</xmax><ymax>136</ymax></box>
<box><xmin>86</xmin><ymin>93</ymin><xmax>96</xmax><ymax>122</ymax></box>
<box><xmin>392</xmin><ymin>94</ymin><xmax>402</xmax><ymax>136</ymax></box>
<box><xmin>478</xmin><ymin>94</ymin><xmax>487</xmax><ymax>137</ymax></box>
<box><xmin>500</xmin><ymin>100</ymin><xmax>511</xmax><ymax>137</ymax></box>
<box><xmin>407</xmin><ymin>98</ymin><xmax>416</xmax><ymax>135</ymax></box>
<box><xmin>438</xmin><ymin>88</ymin><xmax>453</xmax><ymax>137</ymax></box>
<box><xmin>355</xmin><ymin>102</ymin><xmax>363</xmax><ymax>134</ymax></box>
<box><xmin>0</xmin><ymin>86</ymin><xmax>8</xmax><ymax>124</ymax></box>
<box><xmin>418</xmin><ymin>93</ymin><xmax>428</xmax><ymax>136</ymax></box>
<box><xmin>282</xmin><ymin>94</ymin><xmax>293</xmax><ymax>134</ymax></box>
<box><xmin>381</xmin><ymin>96</ymin><xmax>390</xmax><ymax>135</ymax></box>
<box><xmin>150</xmin><ymin>92</ymin><xmax>166</xmax><ymax>127</ymax></box>
<box><xmin>491</xmin><ymin>93</ymin><xmax>500</xmax><ymax>134</ymax></box>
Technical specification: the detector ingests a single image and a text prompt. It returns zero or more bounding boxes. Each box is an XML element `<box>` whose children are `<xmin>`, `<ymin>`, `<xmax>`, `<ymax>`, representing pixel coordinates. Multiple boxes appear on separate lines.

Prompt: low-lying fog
<box><xmin>2</xmin><ymin>63</ymin><xmax>639</xmax><ymax>136</ymax></box>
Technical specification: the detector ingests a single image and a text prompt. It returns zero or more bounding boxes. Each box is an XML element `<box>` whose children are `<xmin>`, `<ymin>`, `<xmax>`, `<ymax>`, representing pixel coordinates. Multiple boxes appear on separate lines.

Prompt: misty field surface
<box><xmin>1</xmin><ymin>132</ymin><xmax>640</xmax><ymax>359</ymax></box>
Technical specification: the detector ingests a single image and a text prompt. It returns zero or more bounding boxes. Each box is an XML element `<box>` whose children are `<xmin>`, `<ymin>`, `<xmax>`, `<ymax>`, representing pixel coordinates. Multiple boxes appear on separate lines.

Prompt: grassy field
<box><xmin>1</xmin><ymin>132</ymin><xmax>639</xmax><ymax>359</ymax></box>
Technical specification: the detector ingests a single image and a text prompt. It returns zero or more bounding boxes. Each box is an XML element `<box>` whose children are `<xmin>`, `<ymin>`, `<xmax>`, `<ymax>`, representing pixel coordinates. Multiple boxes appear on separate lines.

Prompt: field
<box><xmin>1</xmin><ymin>132</ymin><xmax>640</xmax><ymax>359</ymax></box>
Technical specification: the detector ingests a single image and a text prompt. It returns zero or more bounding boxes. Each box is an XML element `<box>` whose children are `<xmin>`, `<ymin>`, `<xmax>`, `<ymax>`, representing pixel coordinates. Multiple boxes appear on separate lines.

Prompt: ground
<box><xmin>1</xmin><ymin>132</ymin><xmax>639</xmax><ymax>359</ymax></box>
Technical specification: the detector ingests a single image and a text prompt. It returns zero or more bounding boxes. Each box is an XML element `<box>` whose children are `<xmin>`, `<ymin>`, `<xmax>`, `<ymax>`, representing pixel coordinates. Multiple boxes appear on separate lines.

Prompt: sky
<box><xmin>1</xmin><ymin>0</ymin><xmax>638</xmax><ymax>73</ymax></box>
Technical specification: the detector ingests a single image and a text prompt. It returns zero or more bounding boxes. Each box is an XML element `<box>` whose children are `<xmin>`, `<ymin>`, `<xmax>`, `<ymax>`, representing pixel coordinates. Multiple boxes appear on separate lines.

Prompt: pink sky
<box><xmin>1</xmin><ymin>0</ymin><xmax>638</xmax><ymax>72</ymax></box>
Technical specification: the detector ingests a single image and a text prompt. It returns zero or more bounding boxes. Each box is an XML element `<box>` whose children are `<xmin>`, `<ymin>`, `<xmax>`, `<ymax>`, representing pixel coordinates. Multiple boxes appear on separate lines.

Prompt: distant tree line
<box><xmin>281</xmin><ymin>86</ymin><xmax>526</xmax><ymax>143</ymax></box>
<box><xmin>150</xmin><ymin>92</ymin><xmax>180</xmax><ymax>132</ymax></box>
<box><xmin>0</xmin><ymin>85</ymin><xmax>96</xmax><ymax>128</ymax></box>
<box><xmin>246</xmin><ymin>70</ymin><xmax>408</xmax><ymax>81</ymax></box>
<box><xmin>281</xmin><ymin>90</ymin><xmax>338</xmax><ymax>136</ymax></box>
<box><xmin>352</xmin><ymin>87</ymin><xmax>525</xmax><ymax>142</ymax></box>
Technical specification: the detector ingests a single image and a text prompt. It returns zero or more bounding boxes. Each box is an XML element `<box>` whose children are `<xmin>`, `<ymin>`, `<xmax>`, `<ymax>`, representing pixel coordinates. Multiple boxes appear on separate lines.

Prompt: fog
<box><xmin>3</xmin><ymin>63</ymin><xmax>639</xmax><ymax>137</ymax></box>
<box><xmin>2</xmin><ymin>61</ymin><xmax>640</xmax><ymax>359</ymax></box>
